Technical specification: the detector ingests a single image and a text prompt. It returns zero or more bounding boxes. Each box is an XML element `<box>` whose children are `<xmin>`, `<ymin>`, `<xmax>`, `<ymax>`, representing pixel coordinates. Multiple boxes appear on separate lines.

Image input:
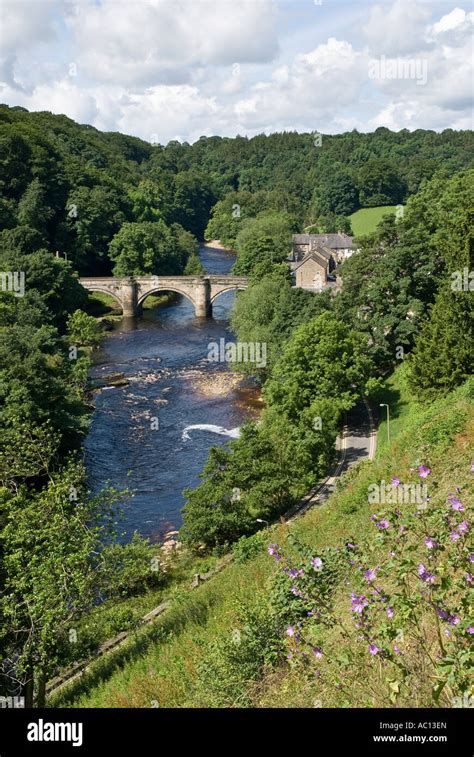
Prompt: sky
<box><xmin>0</xmin><ymin>0</ymin><xmax>472</xmax><ymax>144</ymax></box>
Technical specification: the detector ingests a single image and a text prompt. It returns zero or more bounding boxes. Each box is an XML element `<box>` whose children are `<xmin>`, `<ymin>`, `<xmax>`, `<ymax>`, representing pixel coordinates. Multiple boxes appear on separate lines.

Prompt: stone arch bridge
<box><xmin>78</xmin><ymin>275</ymin><xmax>248</xmax><ymax>318</ymax></box>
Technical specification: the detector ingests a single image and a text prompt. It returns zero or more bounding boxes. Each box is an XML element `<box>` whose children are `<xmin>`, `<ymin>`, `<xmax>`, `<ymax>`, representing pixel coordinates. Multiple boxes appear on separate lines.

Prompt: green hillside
<box><xmin>52</xmin><ymin>367</ymin><xmax>473</xmax><ymax>709</ymax></box>
<box><xmin>350</xmin><ymin>206</ymin><xmax>399</xmax><ymax>236</ymax></box>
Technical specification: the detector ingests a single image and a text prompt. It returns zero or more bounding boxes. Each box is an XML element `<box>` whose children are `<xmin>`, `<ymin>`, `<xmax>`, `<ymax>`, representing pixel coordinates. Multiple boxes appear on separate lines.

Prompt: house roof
<box><xmin>292</xmin><ymin>251</ymin><xmax>328</xmax><ymax>272</ymax></box>
<box><xmin>293</xmin><ymin>233</ymin><xmax>354</xmax><ymax>249</ymax></box>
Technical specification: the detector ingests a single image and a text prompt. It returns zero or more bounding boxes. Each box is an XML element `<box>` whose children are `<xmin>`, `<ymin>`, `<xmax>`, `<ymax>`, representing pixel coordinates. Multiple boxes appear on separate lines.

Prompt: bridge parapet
<box><xmin>79</xmin><ymin>274</ymin><xmax>248</xmax><ymax>318</ymax></box>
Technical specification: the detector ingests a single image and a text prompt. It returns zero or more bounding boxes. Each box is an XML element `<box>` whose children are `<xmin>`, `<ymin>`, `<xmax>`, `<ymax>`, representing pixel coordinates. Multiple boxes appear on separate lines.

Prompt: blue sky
<box><xmin>0</xmin><ymin>0</ymin><xmax>472</xmax><ymax>143</ymax></box>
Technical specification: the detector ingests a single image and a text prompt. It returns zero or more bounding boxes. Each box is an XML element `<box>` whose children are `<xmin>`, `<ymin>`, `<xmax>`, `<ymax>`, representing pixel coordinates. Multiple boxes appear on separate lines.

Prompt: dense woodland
<box><xmin>0</xmin><ymin>105</ymin><xmax>473</xmax><ymax>705</ymax></box>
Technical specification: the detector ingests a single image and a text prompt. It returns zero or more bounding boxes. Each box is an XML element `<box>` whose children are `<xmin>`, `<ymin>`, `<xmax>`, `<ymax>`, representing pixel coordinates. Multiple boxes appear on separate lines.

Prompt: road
<box><xmin>286</xmin><ymin>399</ymin><xmax>376</xmax><ymax>520</ymax></box>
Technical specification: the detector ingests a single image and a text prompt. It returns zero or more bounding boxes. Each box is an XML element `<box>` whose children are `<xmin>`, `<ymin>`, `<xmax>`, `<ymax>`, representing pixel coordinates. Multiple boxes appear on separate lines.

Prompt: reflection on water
<box><xmin>85</xmin><ymin>245</ymin><xmax>259</xmax><ymax>542</ymax></box>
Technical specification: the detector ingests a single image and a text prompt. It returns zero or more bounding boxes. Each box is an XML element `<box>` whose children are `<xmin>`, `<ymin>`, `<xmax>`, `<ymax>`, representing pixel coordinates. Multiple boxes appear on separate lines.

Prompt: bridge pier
<box><xmin>194</xmin><ymin>278</ymin><xmax>212</xmax><ymax>318</ymax></box>
<box><xmin>121</xmin><ymin>280</ymin><xmax>138</xmax><ymax>317</ymax></box>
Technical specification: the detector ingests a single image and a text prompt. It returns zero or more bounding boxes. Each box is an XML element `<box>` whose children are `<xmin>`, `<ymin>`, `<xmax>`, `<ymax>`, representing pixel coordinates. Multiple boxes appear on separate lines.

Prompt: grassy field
<box><xmin>350</xmin><ymin>206</ymin><xmax>399</xmax><ymax>236</ymax></box>
<box><xmin>51</xmin><ymin>366</ymin><xmax>473</xmax><ymax>709</ymax></box>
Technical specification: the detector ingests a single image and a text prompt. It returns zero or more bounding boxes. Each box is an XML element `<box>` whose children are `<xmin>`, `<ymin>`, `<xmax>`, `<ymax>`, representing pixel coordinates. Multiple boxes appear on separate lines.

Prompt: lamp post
<box><xmin>379</xmin><ymin>403</ymin><xmax>390</xmax><ymax>443</ymax></box>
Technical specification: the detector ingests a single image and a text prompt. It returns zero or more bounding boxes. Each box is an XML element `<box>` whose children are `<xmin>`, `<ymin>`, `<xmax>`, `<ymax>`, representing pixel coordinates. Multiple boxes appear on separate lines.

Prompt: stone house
<box><xmin>292</xmin><ymin>250</ymin><xmax>328</xmax><ymax>290</ymax></box>
<box><xmin>292</xmin><ymin>233</ymin><xmax>356</xmax><ymax>266</ymax></box>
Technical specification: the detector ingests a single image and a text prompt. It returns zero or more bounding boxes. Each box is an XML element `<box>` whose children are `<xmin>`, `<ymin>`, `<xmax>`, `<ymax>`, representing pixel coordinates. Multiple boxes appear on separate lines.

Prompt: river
<box><xmin>85</xmin><ymin>244</ymin><xmax>260</xmax><ymax>542</ymax></box>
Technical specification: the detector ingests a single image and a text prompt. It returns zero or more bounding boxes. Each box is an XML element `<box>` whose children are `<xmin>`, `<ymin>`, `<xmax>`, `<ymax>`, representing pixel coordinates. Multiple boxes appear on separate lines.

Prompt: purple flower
<box><xmin>268</xmin><ymin>544</ymin><xmax>281</xmax><ymax>560</ymax></box>
<box><xmin>377</xmin><ymin>518</ymin><xmax>390</xmax><ymax>530</ymax></box>
<box><xmin>418</xmin><ymin>563</ymin><xmax>436</xmax><ymax>583</ymax></box>
<box><xmin>351</xmin><ymin>593</ymin><xmax>369</xmax><ymax>614</ymax></box>
<box><xmin>448</xmin><ymin>614</ymin><xmax>460</xmax><ymax>626</ymax></box>
<box><xmin>393</xmin><ymin>644</ymin><xmax>401</xmax><ymax>654</ymax></box>
<box><xmin>288</xmin><ymin>568</ymin><xmax>298</xmax><ymax>578</ymax></box>
<box><xmin>458</xmin><ymin>520</ymin><xmax>470</xmax><ymax>534</ymax></box>
<box><xmin>387</xmin><ymin>607</ymin><xmax>394</xmax><ymax>619</ymax></box>
<box><xmin>418</xmin><ymin>465</ymin><xmax>431</xmax><ymax>478</ymax></box>
<box><xmin>311</xmin><ymin>557</ymin><xmax>323</xmax><ymax>570</ymax></box>
<box><xmin>291</xmin><ymin>586</ymin><xmax>301</xmax><ymax>596</ymax></box>
<box><xmin>364</xmin><ymin>568</ymin><xmax>377</xmax><ymax>583</ymax></box>
<box><xmin>448</xmin><ymin>496</ymin><xmax>464</xmax><ymax>512</ymax></box>
<box><xmin>312</xmin><ymin>647</ymin><xmax>323</xmax><ymax>658</ymax></box>
<box><xmin>436</xmin><ymin>607</ymin><xmax>449</xmax><ymax>621</ymax></box>
<box><xmin>469</xmin><ymin>554</ymin><xmax>474</xmax><ymax>563</ymax></box>
<box><xmin>286</xmin><ymin>625</ymin><xmax>295</xmax><ymax>637</ymax></box>
<box><xmin>391</xmin><ymin>476</ymin><xmax>401</xmax><ymax>487</ymax></box>
<box><xmin>368</xmin><ymin>643</ymin><xmax>379</xmax><ymax>655</ymax></box>
<box><xmin>449</xmin><ymin>530</ymin><xmax>461</xmax><ymax>542</ymax></box>
<box><xmin>346</xmin><ymin>542</ymin><xmax>356</xmax><ymax>550</ymax></box>
<box><xmin>465</xmin><ymin>573</ymin><xmax>473</xmax><ymax>584</ymax></box>
<box><xmin>466</xmin><ymin>627</ymin><xmax>474</xmax><ymax>634</ymax></box>
<box><xmin>424</xmin><ymin>536</ymin><xmax>437</xmax><ymax>549</ymax></box>
<box><xmin>470</xmin><ymin>462</ymin><xmax>474</xmax><ymax>473</ymax></box>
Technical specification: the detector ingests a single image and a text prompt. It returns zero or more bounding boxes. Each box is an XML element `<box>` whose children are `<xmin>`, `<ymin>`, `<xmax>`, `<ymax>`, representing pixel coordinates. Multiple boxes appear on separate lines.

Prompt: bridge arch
<box><xmin>210</xmin><ymin>285</ymin><xmax>246</xmax><ymax>304</ymax></box>
<box><xmin>85</xmin><ymin>287</ymin><xmax>124</xmax><ymax>311</ymax></box>
<box><xmin>136</xmin><ymin>287</ymin><xmax>196</xmax><ymax>311</ymax></box>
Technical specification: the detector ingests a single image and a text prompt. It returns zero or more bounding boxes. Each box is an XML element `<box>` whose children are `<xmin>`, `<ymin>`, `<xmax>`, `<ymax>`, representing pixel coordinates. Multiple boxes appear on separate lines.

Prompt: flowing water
<box><xmin>85</xmin><ymin>244</ymin><xmax>260</xmax><ymax>542</ymax></box>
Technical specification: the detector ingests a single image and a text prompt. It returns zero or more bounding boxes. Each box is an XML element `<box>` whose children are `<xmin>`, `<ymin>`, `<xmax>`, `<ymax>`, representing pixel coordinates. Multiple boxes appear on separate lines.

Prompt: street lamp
<box><xmin>379</xmin><ymin>403</ymin><xmax>390</xmax><ymax>443</ymax></box>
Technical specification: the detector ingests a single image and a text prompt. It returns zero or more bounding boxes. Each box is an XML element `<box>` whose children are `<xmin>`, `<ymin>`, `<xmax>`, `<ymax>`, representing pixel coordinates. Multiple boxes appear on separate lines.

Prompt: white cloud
<box><xmin>68</xmin><ymin>0</ymin><xmax>279</xmax><ymax>88</ymax></box>
<box><xmin>362</xmin><ymin>0</ymin><xmax>433</xmax><ymax>55</ymax></box>
<box><xmin>0</xmin><ymin>0</ymin><xmax>472</xmax><ymax>141</ymax></box>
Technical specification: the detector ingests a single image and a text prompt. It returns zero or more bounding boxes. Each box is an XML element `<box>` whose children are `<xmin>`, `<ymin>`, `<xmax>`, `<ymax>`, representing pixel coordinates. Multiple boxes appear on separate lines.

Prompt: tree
<box><xmin>0</xmin><ymin>464</ymin><xmax>120</xmax><ymax>705</ymax></box>
<box><xmin>16</xmin><ymin>178</ymin><xmax>53</xmax><ymax>233</ymax></box>
<box><xmin>108</xmin><ymin>220</ymin><xmax>184</xmax><ymax>276</ymax></box>
<box><xmin>264</xmin><ymin>312</ymin><xmax>374</xmax><ymax>422</ymax></box>
<box><xmin>184</xmin><ymin>254</ymin><xmax>205</xmax><ymax>275</ymax></box>
<box><xmin>67</xmin><ymin>309</ymin><xmax>103</xmax><ymax>347</ymax></box>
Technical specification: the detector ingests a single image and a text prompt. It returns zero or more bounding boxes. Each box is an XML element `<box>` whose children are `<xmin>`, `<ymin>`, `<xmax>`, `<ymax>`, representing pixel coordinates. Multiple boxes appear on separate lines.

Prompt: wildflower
<box><xmin>435</xmin><ymin>607</ymin><xmax>449</xmax><ymax>621</ymax></box>
<box><xmin>364</xmin><ymin>568</ymin><xmax>377</xmax><ymax>583</ymax></box>
<box><xmin>469</xmin><ymin>554</ymin><xmax>474</xmax><ymax>563</ymax></box>
<box><xmin>448</xmin><ymin>614</ymin><xmax>460</xmax><ymax>626</ymax></box>
<box><xmin>448</xmin><ymin>496</ymin><xmax>464</xmax><ymax>512</ymax></box>
<box><xmin>377</xmin><ymin>518</ymin><xmax>390</xmax><ymax>530</ymax></box>
<box><xmin>424</xmin><ymin>536</ymin><xmax>437</xmax><ymax>549</ymax></box>
<box><xmin>418</xmin><ymin>465</ymin><xmax>431</xmax><ymax>478</ymax></box>
<box><xmin>291</xmin><ymin>586</ymin><xmax>301</xmax><ymax>597</ymax></box>
<box><xmin>449</xmin><ymin>531</ymin><xmax>461</xmax><ymax>542</ymax></box>
<box><xmin>391</xmin><ymin>476</ymin><xmax>401</xmax><ymax>487</ymax></box>
<box><xmin>286</xmin><ymin>625</ymin><xmax>295</xmax><ymax>637</ymax></box>
<box><xmin>470</xmin><ymin>462</ymin><xmax>474</xmax><ymax>473</ymax></box>
<box><xmin>351</xmin><ymin>593</ymin><xmax>369</xmax><ymax>613</ymax></box>
<box><xmin>346</xmin><ymin>542</ymin><xmax>356</xmax><ymax>550</ymax></box>
<box><xmin>466</xmin><ymin>627</ymin><xmax>474</xmax><ymax>634</ymax></box>
<box><xmin>387</xmin><ymin>607</ymin><xmax>394</xmax><ymax>619</ymax></box>
<box><xmin>268</xmin><ymin>544</ymin><xmax>281</xmax><ymax>560</ymax></box>
<box><xmin>393</xmin><ymin>644</ymin><xmax>401</xmax><ymax>654</ymax></box>
<box><xmin>311</xmin><ymin>557</ymin><xmax>323</xmax><ymax>570</ymax></box>
<box><xmin>368</xmin><ymin>643</ymin><xmax>379</xmax><ymax>655</ymax></box>
<box><xmin>458</xmin><ymin>520</ymin><xmax>470</xmax><ymax>534</ymax></box>
<box><xmin>465</xmin><ymin>573</ymin><xmax>473</xmax><ymax>584</ymax></box>
<box><xmin>418</xmin><ymin>563</ymin><xmax>436</xmax><ymax>583</ymax></box>
<box><xmin>312</xmin><ymin>647</ymin><xmax>323</xmax><ymax>659</ymax></box>
<box><xmin>288</xmin><ymin>568</ymin><xmax>298</xmax><ymax>578</ymax></box>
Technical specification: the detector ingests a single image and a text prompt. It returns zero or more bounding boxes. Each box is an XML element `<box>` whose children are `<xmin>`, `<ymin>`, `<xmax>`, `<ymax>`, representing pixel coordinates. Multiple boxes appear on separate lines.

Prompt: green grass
<box><xmin>350</xmin><ymin>206</ymin><xmax>399</xmax><ymax>236</ymax></box>
<box><xmin>51</xmin><ymin>368</ymin><xmax>473</xmax><ymax>709</ymax></box>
